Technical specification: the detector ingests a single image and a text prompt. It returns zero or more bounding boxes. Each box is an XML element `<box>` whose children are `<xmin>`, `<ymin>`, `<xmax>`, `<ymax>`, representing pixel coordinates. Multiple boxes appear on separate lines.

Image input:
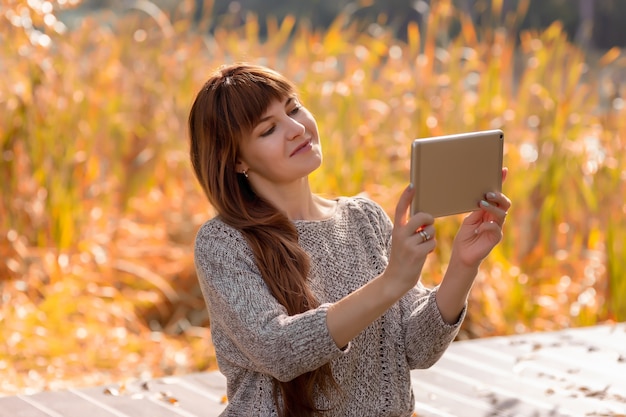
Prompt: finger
<box><xmin>474</xmin><ymin>220</ymin><xmax>503</xmax><ymax>240</ymax></box>
<box><xmin>416</xmin><ymin>225</ymin><xmax>436</xmax><ymax>244</ymax></box>
<box><xmin>409</xmin><ymin>232</ymin><xmax>437</xmax><ymax>252</ymax></box>
<box><xmin>479</xmin><ymin>199</ymin><xmax>508</xmax><ymax>225</ymax></box>
<box><xmin>394</xmin><ymin>183</ymin><xmax>415</xmax><ymax>227</ymax></box>
<box><xmin>479</xmin><ymin>198</ymin><xmax>507</xmax><ymax>214</ymax></box>
<box><xmin>502</xmin><ymin>167</ymin><xmax>508</xmax><ymax>183</ymax></box>
<box><xmin>407</xmin><ymin>212</ymin><xmax>435</xmax><ymax>236</ymax></box>
<box><xmin>485</xmin><ymin>191</ymin><xmax>512</xmax><ymax>212</ymax></box>
<box><xmin>463</xmin><ymin>209</ymin><xmax>483</xmax><ymax>225</ymax></box>
<box><xmin>418</xmin><ymin>237</ymin><xmax>437</xmax><ymax>253</ymax></box>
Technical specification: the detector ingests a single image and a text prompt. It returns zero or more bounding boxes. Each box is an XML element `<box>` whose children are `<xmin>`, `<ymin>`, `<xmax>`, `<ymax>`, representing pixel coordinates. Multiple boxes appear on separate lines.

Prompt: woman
<box><xmin>188</xmin><ymin>63</ymin><xmax>511</xmax><ymax>416</ymax></box>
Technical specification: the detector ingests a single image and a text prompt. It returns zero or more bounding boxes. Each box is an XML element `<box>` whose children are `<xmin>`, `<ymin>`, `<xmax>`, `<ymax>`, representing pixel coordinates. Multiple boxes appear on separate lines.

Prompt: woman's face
<box><xmin>236</xmin><ymin>96</ymin><xmax>322</xmax><ymax>189</ymax></box>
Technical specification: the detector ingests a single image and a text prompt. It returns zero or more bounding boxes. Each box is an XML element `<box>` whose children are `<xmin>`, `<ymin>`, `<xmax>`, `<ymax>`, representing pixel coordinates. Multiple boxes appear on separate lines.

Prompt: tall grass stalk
<box><xmin>1</xmin><ymin>0</ymin><xmax>624</xmax><ymax>393</ymax></box>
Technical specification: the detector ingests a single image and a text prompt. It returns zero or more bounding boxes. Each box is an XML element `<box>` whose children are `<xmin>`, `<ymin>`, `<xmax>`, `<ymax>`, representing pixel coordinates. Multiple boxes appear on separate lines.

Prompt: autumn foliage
<box><xmin>1</xmin><ymin>0</ymin><xmax>625</xmax><ymax>395</ymax></box>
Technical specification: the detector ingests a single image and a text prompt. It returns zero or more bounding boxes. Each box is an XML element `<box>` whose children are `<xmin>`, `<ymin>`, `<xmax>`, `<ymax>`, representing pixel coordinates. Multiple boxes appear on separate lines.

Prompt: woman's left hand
<box><xmin>451</xmin><ymin>168</ymin><xmax>511</xmax><ymax>267</ymax></box>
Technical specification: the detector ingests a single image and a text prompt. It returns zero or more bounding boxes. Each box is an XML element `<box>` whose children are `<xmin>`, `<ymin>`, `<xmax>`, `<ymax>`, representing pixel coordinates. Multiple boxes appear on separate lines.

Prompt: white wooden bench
<box><xmin>2</xmin><ymin>323</ymin><xmax>625</xmax><ymax>416</ymax></box>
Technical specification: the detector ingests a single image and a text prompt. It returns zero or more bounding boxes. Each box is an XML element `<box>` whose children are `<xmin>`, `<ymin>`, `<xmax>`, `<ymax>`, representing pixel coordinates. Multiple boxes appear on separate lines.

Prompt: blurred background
<box><xmin>1</xmin><ymin>0</ymin><xmax>625</xmax><ymax>396</ymax></box>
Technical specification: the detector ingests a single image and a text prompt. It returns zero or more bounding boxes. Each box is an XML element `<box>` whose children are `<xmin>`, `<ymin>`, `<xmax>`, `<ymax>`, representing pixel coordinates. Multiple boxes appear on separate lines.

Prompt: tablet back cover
<box><xmin>410</xmin><ymin>130</ymin><xmax>503</xmax><ymax>217</ymax></box>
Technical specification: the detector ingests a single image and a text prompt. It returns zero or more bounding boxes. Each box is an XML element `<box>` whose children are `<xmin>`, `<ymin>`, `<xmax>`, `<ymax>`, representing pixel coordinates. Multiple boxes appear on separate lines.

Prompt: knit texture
<box><xmin>194</xmin><ymin>196</ymin><xmax>465</xmax><ymax>416</ymax></box>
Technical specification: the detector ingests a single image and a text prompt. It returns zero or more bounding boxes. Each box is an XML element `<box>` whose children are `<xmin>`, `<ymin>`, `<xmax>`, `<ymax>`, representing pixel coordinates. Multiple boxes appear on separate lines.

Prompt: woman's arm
<box><xmin>326</xmin><ymin>184</ymin><xmax>435</xmax><ymax>348</ymax></box>
<box><xmin>196</xmin><ymin>222</ymin><xmax>347</xmax><ymax>382</ymax></box>
<box><xmin>435</xmin><ymin>168</ymin><xmax>511</xmax><ymax>324</ymax></box>
<box><xmin>401</xmin><ymin>169</ymin><xmax>511</xmax><ymax>368</ymax></box>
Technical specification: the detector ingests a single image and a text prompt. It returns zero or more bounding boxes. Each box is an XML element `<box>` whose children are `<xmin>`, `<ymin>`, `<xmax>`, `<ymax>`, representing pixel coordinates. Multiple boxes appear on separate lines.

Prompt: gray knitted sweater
<box><xmin>194</xmin><ymin>196</ymin><xmax>464</xmax><ymax>416</ymax></box>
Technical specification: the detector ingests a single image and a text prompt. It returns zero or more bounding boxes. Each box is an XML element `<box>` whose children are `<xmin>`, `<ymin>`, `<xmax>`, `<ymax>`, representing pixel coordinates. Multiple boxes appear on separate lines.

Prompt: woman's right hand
<box><xmin>384</xmin><ymin>184</ymin><xmax>436</xmax><ymax>291</ymax></box>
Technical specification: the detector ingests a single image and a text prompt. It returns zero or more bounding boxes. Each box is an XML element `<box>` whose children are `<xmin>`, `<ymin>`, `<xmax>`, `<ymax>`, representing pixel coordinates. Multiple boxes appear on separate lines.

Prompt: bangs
<box><xmin>212</xmin><ymin>68</ymin><xmax>296</xmax><ymax>137</ymax></box>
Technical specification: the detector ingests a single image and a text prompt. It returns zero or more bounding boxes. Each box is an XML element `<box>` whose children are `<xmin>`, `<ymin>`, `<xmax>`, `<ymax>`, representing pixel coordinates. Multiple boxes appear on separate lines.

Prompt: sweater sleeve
<box><xmin>355</xmin><ymin>197</ymin><xmax>466</xmax><ymax>369</ymax></box>
<box><xmin>194</xmin><ymin>220</ymin><xmax>350</xmax><ymax>382</ymax></box>
<box><xmin>400</xmin><ymin>285</ymin><xmax>465</xmax><ymax>369</ymax></box>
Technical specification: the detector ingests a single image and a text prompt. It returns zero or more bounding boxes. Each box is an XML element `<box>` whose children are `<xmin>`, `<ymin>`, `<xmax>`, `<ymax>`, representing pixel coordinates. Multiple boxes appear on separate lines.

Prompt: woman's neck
<box><xmin>255</xmin><ymin>179</ymin><xmax>336</xmax><ymax>221</ymax></box>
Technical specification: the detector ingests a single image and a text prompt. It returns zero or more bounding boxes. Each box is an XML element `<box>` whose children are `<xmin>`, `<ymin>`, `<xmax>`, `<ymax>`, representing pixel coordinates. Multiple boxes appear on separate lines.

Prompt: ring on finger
<box><xmin>418</xmin><ymin>229</ymin><xmax>431</xmax><ymax>243</ymax></box>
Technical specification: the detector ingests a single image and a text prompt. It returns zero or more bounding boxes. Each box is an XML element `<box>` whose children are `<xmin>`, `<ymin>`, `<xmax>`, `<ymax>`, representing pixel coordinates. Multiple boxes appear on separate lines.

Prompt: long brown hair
<box><xmin>188</xmin><ymin>63</ymin><xmax>336</xmax><ymax>416</ymax></box>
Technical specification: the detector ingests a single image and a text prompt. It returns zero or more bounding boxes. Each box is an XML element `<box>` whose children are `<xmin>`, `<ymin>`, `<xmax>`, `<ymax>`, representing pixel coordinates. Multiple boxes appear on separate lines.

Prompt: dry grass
<box><xmin>1</xmin><ymin>0</ymin><xmax>625</xmax><ymax>394</ymax></box>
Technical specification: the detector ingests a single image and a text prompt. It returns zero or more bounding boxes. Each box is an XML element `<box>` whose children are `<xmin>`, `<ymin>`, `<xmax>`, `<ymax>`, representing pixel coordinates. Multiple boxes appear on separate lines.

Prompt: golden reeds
<box><xmin>1</xmin><ymin>0</ymin><xmax>624</xmax><ymax>393</ymax></box>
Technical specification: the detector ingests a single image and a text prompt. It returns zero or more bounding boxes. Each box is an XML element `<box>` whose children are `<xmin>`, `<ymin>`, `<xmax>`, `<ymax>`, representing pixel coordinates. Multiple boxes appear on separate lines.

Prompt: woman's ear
<box><xmin>235</xmin><ymin>160</ymin><xmax>247</xmax><ymax>174</ymax></box>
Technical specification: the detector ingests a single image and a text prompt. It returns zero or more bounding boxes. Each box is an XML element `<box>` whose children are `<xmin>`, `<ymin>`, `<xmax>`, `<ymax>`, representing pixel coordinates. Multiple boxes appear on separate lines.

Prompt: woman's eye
<box><xmin>289</xmin><ymin>106</ymin><xmax>301</xmax><ymax>116</ymax></box>
<box><xmin>260</xmin><ymin>126</ymin><xmax>275</xmax><ymax>137</ymax></box>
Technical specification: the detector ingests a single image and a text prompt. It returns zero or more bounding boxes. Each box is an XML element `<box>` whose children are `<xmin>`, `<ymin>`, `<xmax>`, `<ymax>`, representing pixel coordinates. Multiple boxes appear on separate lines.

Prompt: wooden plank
<box><xmin>2</xmin><ymin>323</ymin><xmax>624</xmax><ymax>417</ymax></box>
<box><xmin>459</xmin><ymin>339</ymin><xmax>625</xmax><ymax>384</ymax></box>
<box><xmin>422</xmin><ymin>353</ymin><xmax>580</xmax><ymax>416</ymax></box>
<box><xmin>179</xmin><ymin>371</ymin><xmax>227</xmax><ymax>395</ymax></box>
<box><xmin>471</xmin><ymin>325</ymin><xmax>626</xmax><ymax>397</ymax></box>
<box><xmin>415</xmin><ymin>357</ymin><xmax>576</xmax><ymax>417</ymax></box>
<box><xmin>20</xmin><ymin>390</ymin><xmax>118</xmax><ymax>417</ymax></box>
<box><xmin>0</xmin><ymin>396</ymin><xmax>52</xmax><ymax>417</ymax></box>
<box><xmin>144</xmin><ymin>376</ymin><xmax>226</xmax><ymax>416</ymax></box>
<box><xmin>464</xmin><ymin>340</ymin><xmax>626</xmax><ymax>390</ymax></box>
<box><xmin>68</xmin><ymin>385</ymin><xmax>188</xmax><ymax>417</ymax></box>
<box><xmin>413</xmin><ymin>323</ymin><xmax>626</xmax><ymax>417</ymax></box>
<box><xmin>411</xmin><ymin>374</ymin><xmax>528</xmax><ymax>417</ymax></box>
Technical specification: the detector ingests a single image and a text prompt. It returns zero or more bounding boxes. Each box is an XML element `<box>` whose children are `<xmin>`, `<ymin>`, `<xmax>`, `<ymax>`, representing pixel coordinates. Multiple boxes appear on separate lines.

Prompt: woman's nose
<box><xmin>286</xmin><ymin>117</ymin><xmax>305</xmax><ymax>141</ymax></box>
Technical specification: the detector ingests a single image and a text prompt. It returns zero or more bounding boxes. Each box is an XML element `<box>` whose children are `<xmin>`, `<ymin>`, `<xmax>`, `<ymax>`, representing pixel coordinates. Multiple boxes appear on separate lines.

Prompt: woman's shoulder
<box><xmin>195</xmin><ymin>216</ymin><xmax>247</xmax><ymax>250</ymax></box>
<box><xmin>339</xmin><ymin>195</ymin><xmax>391</xmax><ymax>224</ymax></box>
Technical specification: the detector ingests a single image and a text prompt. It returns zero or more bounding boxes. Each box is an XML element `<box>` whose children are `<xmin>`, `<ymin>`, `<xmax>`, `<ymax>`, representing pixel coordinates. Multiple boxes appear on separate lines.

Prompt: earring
<box><xmin>241</xmin><ymin>169</ymin><xmax>249</xmax><ymax>178</ymax></box>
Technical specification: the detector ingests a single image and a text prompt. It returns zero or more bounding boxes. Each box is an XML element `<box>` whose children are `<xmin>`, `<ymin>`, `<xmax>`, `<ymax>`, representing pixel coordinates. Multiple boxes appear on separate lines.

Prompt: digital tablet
<box><xmin>410</xmin><ymin>129</ymin><xmax>503</xmax><ymax>218</ymax></box>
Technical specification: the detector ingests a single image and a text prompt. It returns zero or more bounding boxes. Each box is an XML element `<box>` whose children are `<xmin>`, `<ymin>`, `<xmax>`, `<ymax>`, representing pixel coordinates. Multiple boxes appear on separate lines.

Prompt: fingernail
<box><xmin>480</xmin><ymin>200</ymin><xmax>490</xmax><ymax>207</ymax></box>
<box><xmin>487</xmin><ymin>192</ymin><xmax>497</xmax><ymax>199</ymax></box>
<box><xmin>408</xmin><ymin>183</ymin><xmax>414</xmax><ymax>190</ymax></box>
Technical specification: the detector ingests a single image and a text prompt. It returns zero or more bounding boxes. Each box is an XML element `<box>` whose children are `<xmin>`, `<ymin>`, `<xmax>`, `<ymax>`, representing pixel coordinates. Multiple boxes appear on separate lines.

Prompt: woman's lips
<box><xmin>290</xmin><ymin>140</ymin><xmax>312</xmax><ymax>157</ymax></box>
